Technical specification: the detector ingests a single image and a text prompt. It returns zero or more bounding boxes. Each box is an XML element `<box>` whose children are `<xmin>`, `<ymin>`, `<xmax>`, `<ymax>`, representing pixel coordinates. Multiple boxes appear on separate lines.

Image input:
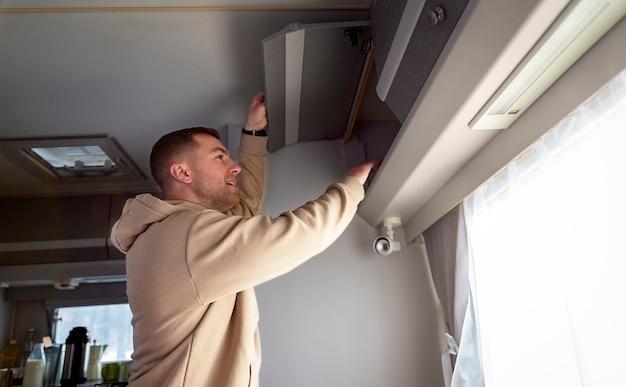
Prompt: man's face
<box><xmin>188</xmin><ymin>134</ymin><xmax>242</xmax><ymax>212</ymax></box>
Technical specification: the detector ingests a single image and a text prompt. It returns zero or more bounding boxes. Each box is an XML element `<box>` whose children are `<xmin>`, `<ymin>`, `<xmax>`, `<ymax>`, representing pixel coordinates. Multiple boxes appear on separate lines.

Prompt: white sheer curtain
<box><xmin>461</xmin><ymin>69</ymin><xmax>626</xmax><ymax>387</ymax></box>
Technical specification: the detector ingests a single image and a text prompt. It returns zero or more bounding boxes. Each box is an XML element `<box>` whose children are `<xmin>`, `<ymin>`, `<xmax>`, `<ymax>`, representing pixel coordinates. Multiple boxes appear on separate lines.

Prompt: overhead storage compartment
<box><xmin>262</xmin><ymin>21</ymin><xmax>371</xmax><ymax>152</ymax></box>
<box><xmin>372</xmin><ymin>0</ymin><xmax>470</xmax><ymax>122</ymax></box>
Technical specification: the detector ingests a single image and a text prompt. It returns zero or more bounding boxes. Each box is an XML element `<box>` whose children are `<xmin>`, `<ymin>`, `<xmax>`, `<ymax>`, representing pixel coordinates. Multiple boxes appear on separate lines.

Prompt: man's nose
<box><xmin>230</xmin><ymin>162</ymin><xmax>242</xmax><ymax>175</ymax></box>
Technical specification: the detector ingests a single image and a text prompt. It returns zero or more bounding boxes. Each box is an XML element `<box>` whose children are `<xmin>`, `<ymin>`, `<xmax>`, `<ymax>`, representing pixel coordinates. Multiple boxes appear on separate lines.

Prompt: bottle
<box><xmin>42</xmin><ymin>344</ymin><xmax>62</xmax><ymax>387</ymax></box>
<box><xmin>60</xmin><ymin>327</ymin><xmax>89</xmax><ymax>387</ymax></box>
<box><xmin>14</xmin><ymin>329</ymin><xmax>37</xmax><ymax>386</ymax></box>
<box><xmin>22</xmin><ymin>343</ymin><xmax>45</xmax><ymax>387</ymax></box>
<box><xmin>23</xmin><ymin>329</ymin><xmax>35</xmax><ymax>359</ymax></box>
<box><xmin>0</xmin><ymin>339</ymin><xmax>22</xmax><ymax>369</ymax></box>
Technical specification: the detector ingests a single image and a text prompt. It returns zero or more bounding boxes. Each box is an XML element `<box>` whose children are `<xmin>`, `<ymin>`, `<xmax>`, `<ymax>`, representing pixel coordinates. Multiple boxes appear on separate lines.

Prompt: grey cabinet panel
<box><xmin>372</xmin><ymin>0</ymin><xmax>471</xmax><ymax>122</ymax></box>
<box><xmin>386</xmin><ymin>0</ymin><xmax>470</xmax><ymax>121</ymax></box>
<box><xmin>371</xmin><ymin>0</ymin><xmax>409</xmax><ymax>78</ymax></box>
<box><xmin>262</xmin><ymin>21</ymin><xmax>371</xmax><ymax>152</ymax></box>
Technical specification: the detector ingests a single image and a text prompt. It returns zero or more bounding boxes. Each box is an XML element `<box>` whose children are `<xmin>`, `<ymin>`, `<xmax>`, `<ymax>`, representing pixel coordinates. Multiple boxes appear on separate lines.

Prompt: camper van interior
<box><xmin>0</xmin><ymin>0</ymin><xmax>625</xmax><ymax>386</ymax></box>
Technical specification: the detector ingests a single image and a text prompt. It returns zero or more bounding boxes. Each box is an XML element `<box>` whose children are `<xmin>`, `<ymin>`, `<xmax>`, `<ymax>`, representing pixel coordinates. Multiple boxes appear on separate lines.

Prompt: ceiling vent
<box><xmin>31</xmin><ymin>145</ymin><xmax>116</xmax><ymax>178</ymax></box>
<box><xmin>0</xmin><ymin>135</ymin><xmax>144</xmax><ymax>182</ymax></box>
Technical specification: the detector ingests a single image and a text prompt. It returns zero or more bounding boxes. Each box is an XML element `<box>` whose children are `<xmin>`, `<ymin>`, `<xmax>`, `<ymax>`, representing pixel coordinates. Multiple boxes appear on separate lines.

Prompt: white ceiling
<box><xmin>0</xmin><ymin>2</ymin><xmax>369</xmax><ymax>196</ymax></box>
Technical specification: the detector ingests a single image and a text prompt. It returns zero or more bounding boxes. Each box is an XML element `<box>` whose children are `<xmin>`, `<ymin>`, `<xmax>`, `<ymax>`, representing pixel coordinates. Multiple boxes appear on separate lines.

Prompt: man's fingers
<box><xmin>361</xmin><ymin>161</ymin><xmax>376</xmax><ymax>172</ymax></box>
<box><xmin>252</xmin><ymin>91</ymin><xmax>265</xmax><ymax>105</ymax></box>
<box><xmin>346</xmin><ymin>160</ymin><xmax>377</xmax><ymax>185</ymax></box>
<box><xmin>245</xmin><ymin>91</ymin><xmax>269</xmax><ymax>130</ymax></box>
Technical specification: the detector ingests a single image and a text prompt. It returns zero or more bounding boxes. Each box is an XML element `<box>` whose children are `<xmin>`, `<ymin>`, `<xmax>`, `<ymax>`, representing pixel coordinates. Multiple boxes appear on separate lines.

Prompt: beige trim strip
<box><xmin>0</xmin><ymin>4</ymin><xmax>369</xmax><ymax>14</ymax></box>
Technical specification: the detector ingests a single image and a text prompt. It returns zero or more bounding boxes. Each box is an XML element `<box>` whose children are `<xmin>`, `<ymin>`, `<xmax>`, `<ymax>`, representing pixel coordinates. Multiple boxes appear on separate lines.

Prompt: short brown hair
<box><xmin>150</xmin><ymin>127</ymin><xmax>221</xmax><ymax>190</ymax></box>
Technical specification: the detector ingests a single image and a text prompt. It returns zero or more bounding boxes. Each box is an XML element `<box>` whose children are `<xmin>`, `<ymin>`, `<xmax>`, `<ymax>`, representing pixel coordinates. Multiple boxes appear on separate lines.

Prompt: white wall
<box><xmin>256</xmin><ymin>140</ymin><xmax>443</xmax><ymax>387</ymax></box>
<box><xmin>11</xmin><ymin>300</ymin><xmax>49</xmax><ymax>344</ymax></box>
<box><xmin>0</xmin><ymin>299</ymin><xmax>49</xmax><ymax>349</ymax></box>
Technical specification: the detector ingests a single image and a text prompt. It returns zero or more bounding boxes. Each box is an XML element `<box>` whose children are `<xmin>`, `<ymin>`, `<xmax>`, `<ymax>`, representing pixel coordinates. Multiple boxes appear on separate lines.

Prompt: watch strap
<box><xmin>242</xmin><ymin>128</ymin><xmax>268</xmax><ymax>137</ymax></box>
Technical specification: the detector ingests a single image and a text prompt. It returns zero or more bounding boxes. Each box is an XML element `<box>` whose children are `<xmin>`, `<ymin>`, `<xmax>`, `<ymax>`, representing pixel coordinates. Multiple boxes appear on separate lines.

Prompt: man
<box><xmin>110</xmin><ymin>92</ymin><xmax>374</xmax><ymax>386</ymax></box>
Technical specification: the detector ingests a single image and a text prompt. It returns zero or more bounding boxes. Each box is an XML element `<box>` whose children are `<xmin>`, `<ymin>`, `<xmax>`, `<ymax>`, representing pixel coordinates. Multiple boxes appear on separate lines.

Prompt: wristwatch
<box><xmin>242</xmin><ymin>128</ymin><xmax>268</xmax><ymax>137</ymax></box>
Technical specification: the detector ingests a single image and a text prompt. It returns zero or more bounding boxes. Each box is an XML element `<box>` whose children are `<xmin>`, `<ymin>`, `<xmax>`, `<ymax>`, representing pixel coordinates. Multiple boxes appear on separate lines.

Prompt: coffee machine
<box><xmin>86</xmin><ymin>341</ymin><xmax>107</xmax><ymax>382</ymax></box>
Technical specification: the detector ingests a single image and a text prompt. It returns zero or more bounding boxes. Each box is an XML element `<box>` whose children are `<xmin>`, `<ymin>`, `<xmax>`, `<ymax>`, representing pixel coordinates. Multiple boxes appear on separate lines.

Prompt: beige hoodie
<box><xmin>110</xmin><ymin>135</ymin><xmax>365</xmax><ymax>387</ymax></box>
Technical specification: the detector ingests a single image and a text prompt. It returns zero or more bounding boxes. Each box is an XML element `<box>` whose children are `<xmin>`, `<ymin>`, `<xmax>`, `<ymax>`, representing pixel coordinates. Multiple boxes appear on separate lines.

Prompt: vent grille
<box><xmin>0</xmin><ymin>135</ymin><xmax>144</xmax><ymax>182</ymax></box>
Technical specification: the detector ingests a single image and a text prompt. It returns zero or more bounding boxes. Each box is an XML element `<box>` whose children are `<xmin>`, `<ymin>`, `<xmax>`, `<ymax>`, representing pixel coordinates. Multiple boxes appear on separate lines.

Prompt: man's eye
<box><xmin>215</xmin><ymin>154</ymin><xmax>224</xmax><ymax>160</ymax></box>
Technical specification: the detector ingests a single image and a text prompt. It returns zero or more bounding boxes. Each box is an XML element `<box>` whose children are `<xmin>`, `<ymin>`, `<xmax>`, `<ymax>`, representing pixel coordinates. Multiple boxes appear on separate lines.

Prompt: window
<box><xmin>462</xmin><ymin>69</ymin><xmax>626</xmax><ymax>387</ymax></box>
<box><xmin>54</xmin><ymin>304</ymin><xmax>133</xmax><ymax>362</ymax></box>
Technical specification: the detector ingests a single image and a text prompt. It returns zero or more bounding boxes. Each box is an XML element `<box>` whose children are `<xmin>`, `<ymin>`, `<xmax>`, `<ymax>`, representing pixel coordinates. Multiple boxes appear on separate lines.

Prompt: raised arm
<box><xmin>187</xmin><ymin>162</ymin><xmax>375</xmax><ymax>305</ymax></box>
<box><xmin>226</xmin><ymin>92</ymin><xmax>268</xmax><ymax>217</ymax></box>
<box><xmin>226</xmin><ymin>135</ymin><xmax>267</xmax><ymax>217</ymax></box>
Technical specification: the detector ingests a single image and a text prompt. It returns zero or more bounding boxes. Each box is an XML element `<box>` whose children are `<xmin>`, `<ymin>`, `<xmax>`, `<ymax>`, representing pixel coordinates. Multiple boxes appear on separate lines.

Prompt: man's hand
<box><xmin>346</xmin><ymin>161</ymin><xmax>378</xmax><ymax>186</ymax></box>
<box><xmin>244</xmin><ymin>91</ymin><xmax>268</xmax><ymax>131</ymax></box>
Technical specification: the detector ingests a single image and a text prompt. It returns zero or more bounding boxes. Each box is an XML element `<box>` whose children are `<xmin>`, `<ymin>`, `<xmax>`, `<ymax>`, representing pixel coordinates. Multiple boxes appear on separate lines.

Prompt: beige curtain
<box><xmin>422</xmin><ymin>205</ymin><xmax>469</xmax><ymax>366</ymax></box>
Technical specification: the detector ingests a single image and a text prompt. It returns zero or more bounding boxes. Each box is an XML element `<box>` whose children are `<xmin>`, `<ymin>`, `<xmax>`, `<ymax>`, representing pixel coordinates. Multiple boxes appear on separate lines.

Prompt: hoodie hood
<box><xmin>110</xmin><ymin>194</ymin><xmax>206</xmax><ymax>253</ymax></box>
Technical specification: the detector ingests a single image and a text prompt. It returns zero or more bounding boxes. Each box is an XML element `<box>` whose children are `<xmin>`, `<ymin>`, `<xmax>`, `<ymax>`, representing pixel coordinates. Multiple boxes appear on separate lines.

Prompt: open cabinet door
<box><xmin>262</xmin><ymin>21</ymin><xmax>371</xmax><ymax>152</ymax></box>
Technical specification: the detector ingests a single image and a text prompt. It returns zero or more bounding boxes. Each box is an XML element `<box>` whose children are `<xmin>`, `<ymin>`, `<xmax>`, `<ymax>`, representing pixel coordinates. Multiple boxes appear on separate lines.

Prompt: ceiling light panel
<box><xmin>470</xmin><ymin>0</ymin><xmax>626</xmax><ymax>130</ymax></box>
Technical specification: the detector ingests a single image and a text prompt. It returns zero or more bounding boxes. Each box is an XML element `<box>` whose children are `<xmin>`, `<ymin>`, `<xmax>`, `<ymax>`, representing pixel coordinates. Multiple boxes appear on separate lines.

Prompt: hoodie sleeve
<box><xmin>224</xmin><ymin>134</ymin><xmax>268</xmax><ymax>217</ymax></box>
<box><xmin>186</xmin><ymin>176</ymin><xmax>364</xmax><ymax>305</ymax></box>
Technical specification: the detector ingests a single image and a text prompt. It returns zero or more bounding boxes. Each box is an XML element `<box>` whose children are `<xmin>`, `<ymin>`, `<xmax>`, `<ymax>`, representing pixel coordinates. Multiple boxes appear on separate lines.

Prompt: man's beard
<box><xmin>193</xmin><ymin>184</ymin><xmax>240</xmax><ymax>212</ymax></box>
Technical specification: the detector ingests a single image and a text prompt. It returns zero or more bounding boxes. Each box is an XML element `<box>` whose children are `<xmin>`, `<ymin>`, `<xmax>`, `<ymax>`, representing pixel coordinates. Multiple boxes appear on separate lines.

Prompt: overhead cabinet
<box><xmin>259</xmin><ymin>2</ymin><xmax>471</xmax><ymax>170</ymax></box>
<box><xmin>372</xmin><ymin>0</ymin><xmax>470</xmax><ymax>122</ymax></box>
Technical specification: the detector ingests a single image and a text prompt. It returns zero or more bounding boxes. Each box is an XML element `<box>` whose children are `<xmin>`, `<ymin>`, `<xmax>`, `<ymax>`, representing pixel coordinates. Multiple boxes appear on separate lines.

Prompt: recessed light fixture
<box><xmin>470</xmin><ymin>0</ymin><xmax>626</xmax><ymax>130</ymax></box>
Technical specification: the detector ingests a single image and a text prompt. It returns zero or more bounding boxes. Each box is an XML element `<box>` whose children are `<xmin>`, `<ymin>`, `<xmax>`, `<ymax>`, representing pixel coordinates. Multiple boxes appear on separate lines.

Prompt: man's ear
<box><xmin>169</xmin><ymin>162</ymin><xmax>193</xmax><ymax>185</ymax></box>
